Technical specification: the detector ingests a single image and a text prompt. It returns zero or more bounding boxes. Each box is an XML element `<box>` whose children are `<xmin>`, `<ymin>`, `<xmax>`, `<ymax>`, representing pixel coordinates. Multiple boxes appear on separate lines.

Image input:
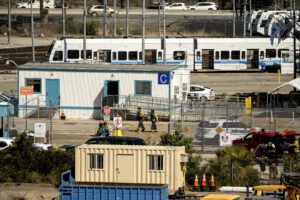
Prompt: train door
<box><xmin>145</xmin><ymin>50</ymin><xmax>157</xmax><ymax>64</ymax></box>
<box><xmin>202</xmin><ymin>49</ymin><xmax>214</xmax><ymax>69</ymax></box>
<box><xmin>96</xmin><ymin>50</ymin><xmax>111</xmax><ymax>63</ymax></box>
<box><xmin>247</xmin><ymin>49</ymin><xmax>259</xmax><ymax>69</ymax></box>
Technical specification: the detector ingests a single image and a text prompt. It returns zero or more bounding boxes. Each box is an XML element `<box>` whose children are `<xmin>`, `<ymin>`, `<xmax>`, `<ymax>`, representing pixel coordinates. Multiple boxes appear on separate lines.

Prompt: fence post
<box><xmin>201</xmin><ymin>103</ymin><xmax>205</xmax><ymax>152</ymax></box>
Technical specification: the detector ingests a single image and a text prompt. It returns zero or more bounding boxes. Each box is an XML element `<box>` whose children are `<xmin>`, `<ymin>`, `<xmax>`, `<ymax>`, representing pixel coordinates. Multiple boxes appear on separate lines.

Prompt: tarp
<box><xmin>268</xmin><ymin>78</ymin><xmax>300</xmax><ymax>94</ymax></box>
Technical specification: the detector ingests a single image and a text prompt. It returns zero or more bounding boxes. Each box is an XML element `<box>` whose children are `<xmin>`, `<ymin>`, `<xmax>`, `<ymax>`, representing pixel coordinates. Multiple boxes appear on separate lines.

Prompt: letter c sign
<box><xmin>158</xmin><ymin>73</ymin><xmax>169</xmax><ymax>85</ymax></box>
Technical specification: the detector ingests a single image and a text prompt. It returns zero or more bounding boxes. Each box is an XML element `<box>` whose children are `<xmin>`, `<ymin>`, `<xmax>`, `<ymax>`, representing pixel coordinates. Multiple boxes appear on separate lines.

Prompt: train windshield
<box><xmin>47</xmin><ymin>40</ymin><xmax>56</xmax><ymax>61</ymax></box>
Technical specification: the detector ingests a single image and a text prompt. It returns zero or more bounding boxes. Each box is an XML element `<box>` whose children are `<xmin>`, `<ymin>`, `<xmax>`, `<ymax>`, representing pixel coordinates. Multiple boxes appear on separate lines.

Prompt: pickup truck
<box><xmin>16</xmin><ymin>0</ymin><xmax>55</xmax><ymax>8</ymax></box>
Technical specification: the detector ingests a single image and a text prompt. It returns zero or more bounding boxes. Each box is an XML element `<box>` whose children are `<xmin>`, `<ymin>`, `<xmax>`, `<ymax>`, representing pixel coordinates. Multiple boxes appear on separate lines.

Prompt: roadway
<box><xmin>0</xmin><ymin>8</ymin><xmax>234</xmax><ymax>17</ymax></box>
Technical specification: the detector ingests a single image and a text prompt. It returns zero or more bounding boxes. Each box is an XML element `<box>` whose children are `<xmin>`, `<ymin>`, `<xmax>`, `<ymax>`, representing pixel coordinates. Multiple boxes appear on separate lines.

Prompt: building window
<box><xmin>118</xmin><ymin>51</ymin><xmax>127</xmax><ymax>60</ymax></box>
<box><xmin>215</xmin><ymin>51</ymin><xmax>220</xmax><ymax>60</ymax></box>
<box><xmin>196</xmin><ymin>51</ymin><xmax>201</xmax><ymax>60</ymax></box>
<box><xmin>158</xmin><ymin>51</ymin><xmax>162</xmax><ymax>60</ymax></box>
<box><xmin>89</xmin><ymin>154</ymin><xmax>104</xmax><ymax>170</ymax></box>
<box><xmin>174</xmin><ymin>86</ymin><xmax>179</xmax><ymax>94</ymax></box>
<box><xmin>231</xmin><ymin>51</ymin><xmax>240</xmax><ymax>60</ymax></box>
<box><xmin>135</xmin><ymin>81</ymin><xmax>151</xmax><ymax>96</ymax></box>
<box><xmin>173</xmin><ymin>51</ymin><xmax>185</xmax><ymax>60</ymax></box>
<box><xmin>148</xmin><ymin>155</ymin><xmax>164</xmax><ymax>171</ymax></box>
<box><xmin>182</xmin><ymin>83</ymin><xmax>187</xmax><ymax>92</ymax></box>
<box><xmin>26</xmin><ymin>79</ymin><xmax>41</xmax><ymax>93</ymax></box>
<box><xmin>221</xmin><ymin>51</ymin><xmax>230</xmax><ymax>60</ymax></box>
<box><xmin>113</xmin><ymin>52</ymin><xmax>117</xmax><ymax>60</ymax></box>
<box><xmin>241</xmin><ymin>51</ymin><xmax>245</xmax><ymax>59</ymax></box>
<box><xmin>67</xmin><ymin>50</ymin><xmax>79</xmax><ymax>59</ymax></box>
<box><xmin>53</xmin><ymin>51</ymin><xmax>63</xmax><ymax>61</ymax></box>
<box><xmin>129</xmin><ymin>51</ymin><xmax>138</xmax><ymax>60</ymax></box>
<box><xmin>266</xmin><ymin>49</ymin><xmax>276</xmax><ymax>58</ymax></box>
<box><xmin>81</xmin><ymin>50</ymin><xmax>92</xmax><ymax>59</ymax></box>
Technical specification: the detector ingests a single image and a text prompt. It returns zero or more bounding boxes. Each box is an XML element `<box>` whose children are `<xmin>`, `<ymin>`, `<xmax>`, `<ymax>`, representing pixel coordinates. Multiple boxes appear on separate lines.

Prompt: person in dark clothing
<box><xmin>136</xmin><ymin>107</ymin><xmax>145</xmax><ymax>132</ymax></box>
<box><xmin>103</xmin><ymin>121</ymin><xmax>111</xmax><ymax>136</ymax></box>
<box><xmin>150</xmin><ymin>109</ymin><xmax>158</xmax><ymax>132</ymax></box>
<box><xmin>95</xmin><ymin>121</ymin><xmax>104</xmax><ymax>136</ymax></box>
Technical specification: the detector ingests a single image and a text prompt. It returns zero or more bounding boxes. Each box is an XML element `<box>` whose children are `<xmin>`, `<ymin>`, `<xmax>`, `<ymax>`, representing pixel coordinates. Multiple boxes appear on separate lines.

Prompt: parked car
<box><xmin>34</xmin><ymin>143</ymin><xmax>54</xmax><ymax>150</ymax></box>
<box><xmin>188</xmin><ymin>2</ymin><xmax>217</xmax><ymax>10</ymax></box>
<box><xmin>187</xmin><ymin>85</ymin><xmax>215</xmax><ymax>101</ymax></box>
<box><xmin>60</xmin><ymin>136</ymin><xmax>146</xmax><ymax>150</ymax></box>
<box><xmin>0</xmin><ymin>138</ymin><xmax>14</xmax><ymax>151</ymax></box>
<box><xmin>164</xmin><ymin>3</ymin><xmax>187</xmax><ymax>10</ymax></box>
<box><xmin>87</xmin><ymin>5</ymin><xmax>114</xmax><ymax>17</ymax></box>
<box><xmin>232</xmin><ymin>130</ymin><xmax>300</xmax><ymax>154</ymax></box>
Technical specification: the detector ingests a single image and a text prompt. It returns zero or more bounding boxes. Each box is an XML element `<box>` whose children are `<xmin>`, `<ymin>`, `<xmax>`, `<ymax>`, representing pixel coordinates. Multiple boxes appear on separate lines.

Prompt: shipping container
<box><xmin>59</xmin><ymin>170</ymin><xmax>169</xmax><ymax>200</ymax></box>
<box><xmin>75</xmin><ymin>144</ymin><xmax>188</xmax><ymax>195</ymax></box>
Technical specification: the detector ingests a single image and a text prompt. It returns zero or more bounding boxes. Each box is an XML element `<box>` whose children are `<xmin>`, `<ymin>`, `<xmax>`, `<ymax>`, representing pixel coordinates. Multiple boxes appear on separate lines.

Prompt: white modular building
<box><xmin>18</xmin><ymin>63</ymin><xmax>190</xmax><ymax>119</ymax></box>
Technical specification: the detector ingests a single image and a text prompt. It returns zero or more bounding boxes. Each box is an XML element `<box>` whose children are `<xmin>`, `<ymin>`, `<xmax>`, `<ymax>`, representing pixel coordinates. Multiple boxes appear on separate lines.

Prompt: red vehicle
<box><xmin>232</xmin><ymin>130</ymin><xmax>300</xmax><ymax>153</ymax></box>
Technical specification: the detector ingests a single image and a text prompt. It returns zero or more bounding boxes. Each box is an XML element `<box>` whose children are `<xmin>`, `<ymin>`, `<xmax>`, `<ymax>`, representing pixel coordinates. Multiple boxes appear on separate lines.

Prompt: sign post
<box><xmin>34</xmin><ymin>123</ymin><xmax>46</xmax><ymax>143</ymax></box>
<box><xmin>20</xmin><ymin>86</ymin><xmax>33</xmax><ymax>131</ymax></box>
<box><xmin>103</xmin><ymin>106</ymin><xmax>110</xmax><ymax>122</ymax></box>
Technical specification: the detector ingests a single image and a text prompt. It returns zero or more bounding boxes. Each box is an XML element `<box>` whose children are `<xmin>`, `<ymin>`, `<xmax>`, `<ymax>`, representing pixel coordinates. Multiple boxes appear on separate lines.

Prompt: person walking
<box><xmin>136</xmin><ymin>107</ymin><xmax>145</xmax><ymax>132</ymax></box>
<box><xmin>150</xmin><ymin>109</ymin><xmax>158</xmax><ymax>132</ymax></box>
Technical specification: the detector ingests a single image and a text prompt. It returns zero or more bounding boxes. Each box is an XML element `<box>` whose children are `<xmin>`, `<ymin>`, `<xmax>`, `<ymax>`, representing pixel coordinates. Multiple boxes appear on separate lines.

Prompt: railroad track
<box><xmin>0</xmin><ymin>45</ymin><xmax>50</xmax><ymax>69</ymax></box>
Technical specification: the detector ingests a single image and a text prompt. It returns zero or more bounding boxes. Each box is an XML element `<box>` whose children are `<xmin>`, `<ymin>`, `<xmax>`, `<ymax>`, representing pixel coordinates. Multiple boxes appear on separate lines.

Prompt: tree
<box><xmin>205</xmin><ymin>145</ymin><xmax>259</xmax><ymax>186</ymax></box>
<box><xmin>160</xmin><ymin>125</ymin><xmax>202</xmax><ymax>186</ymax></box>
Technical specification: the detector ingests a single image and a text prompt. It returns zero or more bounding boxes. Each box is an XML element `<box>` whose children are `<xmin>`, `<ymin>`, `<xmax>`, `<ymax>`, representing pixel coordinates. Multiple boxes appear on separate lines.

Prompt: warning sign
<box><xmin>20</xmin><ymin>86</ymin><xmax>33</xmax><ymax>95</ymax></box>
<box><xmin>113</xmin><ymin>117</ymin><xmax>122</xmax><ymax>128</ymax></box>
<box><xmin>104</xmin><ymin>106</ymin><xmax>110</xmax><ymax>115</ymax></box>
<box><xmin>215</xmin><ymin>126</ymin><xmax>223</xmax><ymax>134</ymax></box>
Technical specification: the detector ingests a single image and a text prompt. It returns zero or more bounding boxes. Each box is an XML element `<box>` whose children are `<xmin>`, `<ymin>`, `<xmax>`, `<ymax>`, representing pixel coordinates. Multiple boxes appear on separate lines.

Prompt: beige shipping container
<box><xmin>75</xmin><ymin>144</ymin><xmax>188</xmax><ymax>194</ymax></box>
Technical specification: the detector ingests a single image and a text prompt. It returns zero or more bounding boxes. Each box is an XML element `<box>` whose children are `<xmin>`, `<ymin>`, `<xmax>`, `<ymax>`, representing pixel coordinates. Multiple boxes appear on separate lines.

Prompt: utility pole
<box><xmin>163</xmin><ymin>0</ymin><xmax>166</xmax><ymax>64</ymax></box>
<box><xmin>62</xmin><ymin>0</ymin><xmax>65</xmax><ymax>37</ymax></box>
<box><xmin>243</xmin><ymin>0</ymin><xmax>247</xmax><ymax>37</ymax></box>
<box><xmin>158</xmin><ymin>0</ymin><xmax>161</xmax><ymax>37</ymax></box>
<box><xmin>233</xmin><ymin>0</ymin><xmax>235</xmax><ymax>37</ymax></box>
<box><xmin>83</xmin><ymin>0</ymin><xmax>86</xmax><ymax>60</ymax></box>
<box><xmin>8</xmin><ymin>0</ymin><xmax>11</xmax><ymax>44</ymax></box>
<box><xmin>274</xmin><ymin>0</ymin><xmax>277</xmax><ymax>9</ymax></box>
<box><xmin>142</xmin><ymin>0</ymin><xmax>145</xmax><ymax>64</ymax></box>
<box><xmin>103</xmin><ymin>0</ymin><xmax>107</xmax><ymax>37</ymax></box>
<box><xmin>293</xmin><ymin>0</ymin><xmax>297</xmax><ymax>82</ymax></box>
<box><xmin>249</xmin><ymin>0</ymin><xmax>252</xmax><ymax>36</ymax></box>
<box><xmin>113</xmin><ymin>0</ymin><xmax>116</xmax><ymax>37</ymax></box>
<box><xmin>31</xmin><ymin>0</ymin><xmax>35</xmax><ymax>62</ymax></box>
<box><xmin>126</xmin><ymin>0</ymin><xmax>129</xmax><ymax>37</ymax></box>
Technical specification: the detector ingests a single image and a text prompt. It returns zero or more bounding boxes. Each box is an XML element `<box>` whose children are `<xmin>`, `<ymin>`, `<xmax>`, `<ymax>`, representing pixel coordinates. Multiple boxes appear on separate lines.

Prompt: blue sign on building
<box><xmin>158</xmin><ymin>73</ymin><xmax>169</xmax><ymax>85</ymax></box>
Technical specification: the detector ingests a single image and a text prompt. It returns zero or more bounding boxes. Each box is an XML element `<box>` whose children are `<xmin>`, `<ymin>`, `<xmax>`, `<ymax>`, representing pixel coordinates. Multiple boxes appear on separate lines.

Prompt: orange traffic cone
<box><xmin>61</xmin><ymin>109</ymin><xmax>66</xmax><ymax>120</ymax></box>
<box><xmin>209</xmin><ymin>174</ymin><xmax>216</xmax><ymax>192</ymax></box>
<box><xmin>194</xmin><ymin>174</ymin><xmax>199</xmax><ymax>187</ymax></box>
<box><xmin>193</xmin><ymin>174</ymin><xmax>200</xmax><ymax>191</ymax></box>
<box><xmin>201</xmin><ymin>173</ymin><xmax>207</xmax><ymax>191</ymax></box>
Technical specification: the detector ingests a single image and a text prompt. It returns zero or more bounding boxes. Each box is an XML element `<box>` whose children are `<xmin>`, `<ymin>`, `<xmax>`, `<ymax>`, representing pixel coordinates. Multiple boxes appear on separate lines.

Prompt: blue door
<box><xmin>46</xmin><ymin>79</ymin><xmax>60</xmax><ymax>106</ymax></box>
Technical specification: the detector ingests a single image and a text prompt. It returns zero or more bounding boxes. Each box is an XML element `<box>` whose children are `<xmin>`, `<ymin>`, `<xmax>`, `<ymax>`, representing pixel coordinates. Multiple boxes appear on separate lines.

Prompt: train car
<box><xmin>47</xmin><ymin>37</ymin><xmax>293</xmax><ymax>71</ymax></box>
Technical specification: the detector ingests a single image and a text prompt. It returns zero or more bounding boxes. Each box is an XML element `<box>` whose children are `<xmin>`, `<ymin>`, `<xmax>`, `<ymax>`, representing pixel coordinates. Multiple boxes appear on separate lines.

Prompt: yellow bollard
<box><xmin>278</xmin><ymin>69</ymin><xmax>280</xmax><ymax>83</ymax></box>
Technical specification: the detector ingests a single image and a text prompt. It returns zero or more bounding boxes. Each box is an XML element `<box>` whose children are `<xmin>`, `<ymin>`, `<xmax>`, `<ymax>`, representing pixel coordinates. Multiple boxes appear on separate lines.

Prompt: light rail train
<box><xmin>47</xmin><ymin>37</ymin><xmax>293</xmax><ymax>71</ymax></box>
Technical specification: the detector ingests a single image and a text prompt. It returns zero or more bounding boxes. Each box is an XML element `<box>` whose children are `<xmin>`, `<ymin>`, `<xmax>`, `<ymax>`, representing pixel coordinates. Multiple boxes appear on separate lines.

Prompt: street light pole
<box><xmin>8</xmin><ymin>0</ymin><xmax>11</xmax><ymax>44</ymax></box>
<box><xmin>103</xmin><ymin>0</ymin><xmax>107</xmax><ymax>37</ymax></box>
<box><xmin>62</xmin><ymin>0</ymin><xmax>65</xmax><ymax>37</ymax></box>
<box><xmin>163</xmin><ymin>0</ymin><xmax>166</xmax><ymax>64</ymax></box>
<box><xmin>83</xmin><ymin>0</ymin><xmax>86</xmax><ymax>60</ymax></box>
<box><xmin>113</xmin><ymin>0</ymin><xmax>116</xmax><ymax>37</ymax></box>
<box><xmin>126</xmin><ymin>0</ymin><xmax>129</xmax><ymax>37</ymax></box>
<box><xmin>142</xmin><ymin>0</ymin><xmax>145</xmax><ymax>64</ymax></box>
<box><xmin>233</xmin><ymin>0</ymin><xmax>235</xmax><ymax>37</ymax></box>
<box><xmin>31</xmin><ymin>0</ymin><xmax>35</xmax><ymax>62</ymax></box>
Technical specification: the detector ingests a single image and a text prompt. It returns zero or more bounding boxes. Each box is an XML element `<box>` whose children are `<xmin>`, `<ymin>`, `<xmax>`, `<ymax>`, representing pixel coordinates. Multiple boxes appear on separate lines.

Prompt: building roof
<box><xmin>77</xmin><ymin>144</ymin><xmax>185</xmax><ymax>151</ymax></box>
<box><xmin>19</xmin><ymin>62</ymin><xmax>187</xmax><ymax>73</ymax></box>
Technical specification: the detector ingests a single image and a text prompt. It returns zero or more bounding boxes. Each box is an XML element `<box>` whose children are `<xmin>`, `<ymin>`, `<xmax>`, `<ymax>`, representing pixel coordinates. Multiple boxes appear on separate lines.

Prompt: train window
<box><xmin>129</xmin><ymin>51</ymin><xmax>138</xmax><ymax>60</ymax></box>
<box><xmin>139</xmin><ymin>52</ymin><xmax>142</xmax><ymax>60</ymax></box>
<box><xmin>196</xmin><ymin>51</ymin><xmax>201</xmax><ymax>60</ymax></box>
<box><xmin>118</xmin><ymin>51</ymin><xmax>127</xmax><ymax>60</ymax></box>
<box><xmin>158</xmin><ymin>51</ymin><xmax>162</xmax><ymax>60</ymax></box>
<box><xmin>242</xmin><ymin>51</ymin><xmax>245</xmax><ymax>59</ymax></box>
<box><xmin>94</xmin><ymin>52</ymin><xmax>97</xmax><ymax>60</ymax></box>
<box><xmin>80</xmin><ymin>50</ymin><xmax>92</xmax><ymax>59</ymax></box>
<box><xmin>278</xmin><ymin>49</ymin><xmax>289</xmax><ymax>58</ymax></box>
<box><xmin>215</xmin><ymin>51</ymin><xmax>219</xmax><ymax>60</ymax></box>
<box><xmin>67</xmin><ymin>50</ymin><xmax>79</xmax><ymax>59</ymax></box>
<box><xmin>266</xmin><ymin>49</ymin><xmax>276</xmax><ymax>58</ymax></box>
<box><xmin>53</xmin><ymin>51</ymin><xmax>63</xmax><ymax>61</ymax></box>
<box><xmin>231</xmin><ymin>51</ymin><xmax>240</xmax><ymax>60</ymax></box>
<box><xmin>113</xmin><ymin>52</ymin><xmax>117</xmax><ymax>60</ymax></box>
<box><xmin>260</xmin><ymin>51</ymin><xmax>264</xmax><ymax>59</ymax></box>
<box><xmin>173</xmin><ymin>51</ymin><xmax>185</xmax><ymax>60</ymax></box>
<box><xmin>221</xmin><ymin>51</ymin><xmax>230</xmax><ymax>60</ymax></box>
